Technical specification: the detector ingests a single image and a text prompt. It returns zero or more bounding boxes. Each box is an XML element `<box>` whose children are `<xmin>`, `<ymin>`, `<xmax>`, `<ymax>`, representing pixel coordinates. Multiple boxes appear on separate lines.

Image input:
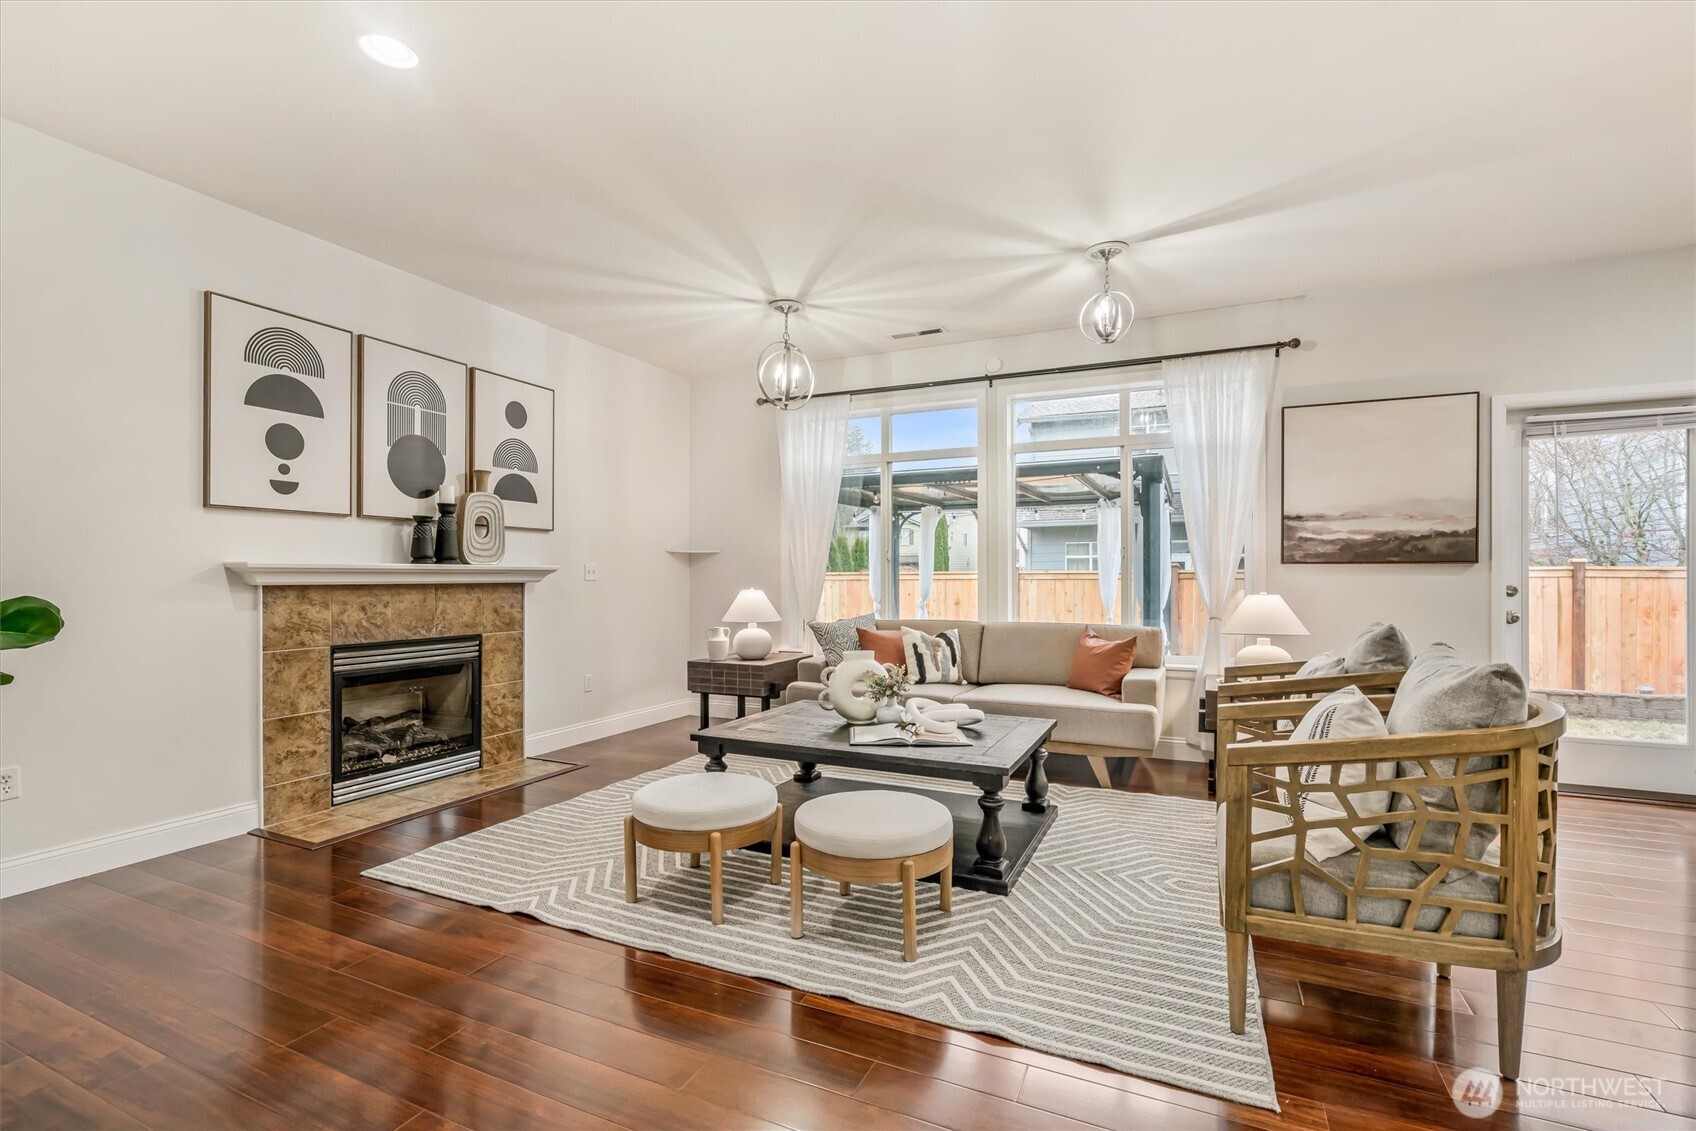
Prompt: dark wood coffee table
<box><xmin>692</xmin><ymin>702</ymin><xmax>1057</xmax><ymax>895</ymax></box>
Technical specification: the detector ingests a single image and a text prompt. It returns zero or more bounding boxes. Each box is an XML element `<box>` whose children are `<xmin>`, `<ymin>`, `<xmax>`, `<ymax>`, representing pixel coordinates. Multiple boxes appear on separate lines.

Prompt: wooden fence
<box><xmin>818</xmin><ymin>570</ymin><xmax>1213</xmax><ymax>654</ymax></box>
<box><xmin>1527</xmin><ymin>562</ymin><xmax>1687</xmax><ymax>696</ymax></box>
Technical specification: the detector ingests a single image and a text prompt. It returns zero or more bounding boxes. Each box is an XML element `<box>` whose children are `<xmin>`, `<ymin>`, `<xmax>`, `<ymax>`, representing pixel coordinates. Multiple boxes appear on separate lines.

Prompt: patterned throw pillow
<box><xmin>1260</xmin><ymin>686</ymin><xmax>1396</xmax><ymax>863</ymax></box>
<box><xmin>899</xmin><ymin>626</ymin><xmax>965</xmax><ymax>685</ymax></box>
<box><xmin>808</xmin><ymin>614</ymin><xmax>876</xmax><ymax>667</ymax></box>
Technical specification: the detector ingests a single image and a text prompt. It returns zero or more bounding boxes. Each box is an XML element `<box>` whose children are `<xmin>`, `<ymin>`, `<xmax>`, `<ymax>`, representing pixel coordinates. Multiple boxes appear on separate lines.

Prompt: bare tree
<box><xmin>1527</xmin><ymin>430</ymin><xmax>1688</xmax><ymax>566</ymax></box>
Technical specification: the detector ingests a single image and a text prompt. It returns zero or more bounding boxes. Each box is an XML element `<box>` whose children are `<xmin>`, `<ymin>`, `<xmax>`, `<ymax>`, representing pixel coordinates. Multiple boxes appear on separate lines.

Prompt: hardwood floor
<box><xmin>4</xmin><ymin>716</ymin><xmax>1694</xmax><ymax>1130</ymax></box>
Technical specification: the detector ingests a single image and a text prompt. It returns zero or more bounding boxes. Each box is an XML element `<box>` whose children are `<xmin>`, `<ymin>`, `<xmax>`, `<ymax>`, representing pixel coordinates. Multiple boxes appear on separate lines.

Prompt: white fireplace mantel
<box><xmin>224</xmin><ymin>562</ymin><xmax>560</xmax><ymax>587</ymax></box>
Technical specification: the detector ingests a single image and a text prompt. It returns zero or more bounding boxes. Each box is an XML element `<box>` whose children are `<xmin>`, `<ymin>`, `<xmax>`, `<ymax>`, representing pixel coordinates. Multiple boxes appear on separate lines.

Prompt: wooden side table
<box><xmin>1198</xmin><ymin>674</ymin><xmax>1220</xmax><ymax>798</ymax></box>
<box><xmin>687</xmin><ymin>652</ymin><xmax>804</xmax><ymax>728</ymax></box>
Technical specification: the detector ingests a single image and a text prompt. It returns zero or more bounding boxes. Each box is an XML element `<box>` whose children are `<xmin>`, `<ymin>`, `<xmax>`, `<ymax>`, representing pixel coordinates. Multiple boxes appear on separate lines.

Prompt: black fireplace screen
<box><xmin>330</xmin><ymin>636</ymin><xmax>481</xmax><ymax>804</ymax></box>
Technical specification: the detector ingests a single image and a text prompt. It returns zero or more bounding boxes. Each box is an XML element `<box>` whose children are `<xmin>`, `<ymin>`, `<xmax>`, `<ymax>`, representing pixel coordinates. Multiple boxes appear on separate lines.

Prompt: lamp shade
<box><xmin>1222</xmin><ymin>593</ymin><xmax>1308</xmax><ymax>638</ymax></box>
<box><xmin>723</xmin><ymin>588</ymin><xmax>781</xmax><ymax>624</ymax></box>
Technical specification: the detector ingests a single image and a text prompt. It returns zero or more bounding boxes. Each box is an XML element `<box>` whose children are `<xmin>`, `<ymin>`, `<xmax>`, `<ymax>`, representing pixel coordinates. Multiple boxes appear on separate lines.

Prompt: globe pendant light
<box><xmin>1079</xmin><ymin>241</ymin><xmax>1134</xmax><ymax>345</ymax></box>
<box><xmin>756</xmin><ymin>299</ymin><xmax>815</xmax><ymax>410</ymax></box>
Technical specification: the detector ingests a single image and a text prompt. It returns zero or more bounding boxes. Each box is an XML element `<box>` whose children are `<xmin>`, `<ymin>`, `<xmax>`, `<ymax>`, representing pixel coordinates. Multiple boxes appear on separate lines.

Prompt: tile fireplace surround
<box><xmin>253</xmin><ymin>576</ymin><xmax>568</xmax><ymax>846</ymax></box>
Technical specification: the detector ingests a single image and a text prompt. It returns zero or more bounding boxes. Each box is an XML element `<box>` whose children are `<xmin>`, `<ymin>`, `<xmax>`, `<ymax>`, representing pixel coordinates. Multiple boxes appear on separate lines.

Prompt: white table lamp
<box><xmin>1222</xmin><ymin>592</ymin><xmax>1309</xmax><ymax>664</ymax></box>
<box><xmin>723</xmin><ymin>588</ymin><xmax>781</xmax><ymax>660</ymax></box>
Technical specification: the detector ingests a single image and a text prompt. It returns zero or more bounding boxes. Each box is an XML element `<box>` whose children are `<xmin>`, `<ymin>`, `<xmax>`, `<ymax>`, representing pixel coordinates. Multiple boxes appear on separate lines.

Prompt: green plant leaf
<box><xmin>0</xmin><ymin>671</ymin><xmax>11</xmax><ymax>685</ymax></box>
<box><xmin>0</xmin><ymin>596</ymin><xmax>63</xmax><ymax>649</ymax></box>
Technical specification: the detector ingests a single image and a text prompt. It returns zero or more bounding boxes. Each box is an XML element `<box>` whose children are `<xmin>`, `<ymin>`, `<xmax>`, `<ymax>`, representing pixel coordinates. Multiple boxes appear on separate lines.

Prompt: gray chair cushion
<box><xmin>956</xmin><ymin>683</ymin><xmax>1159</xmax><ymax>751</ymax></box>
<box><xmin>1344</xmin><ymin>623</ymin><xmax>1413</xmax><ymax>673</ymax></box>
<box><xmin>1237</xmin><ymin>830</ymin><xmax>1503</xmax><ymax>939</ymax></box>
<box><xmin>1386</xmin><ymin>643</ymin><xmax>1529</xmax><ymax>881</ymax></box>
<box><xmin>808</xmin><ymin>615</ymin><xmax>877</xmax><ymax>667</ymax></box>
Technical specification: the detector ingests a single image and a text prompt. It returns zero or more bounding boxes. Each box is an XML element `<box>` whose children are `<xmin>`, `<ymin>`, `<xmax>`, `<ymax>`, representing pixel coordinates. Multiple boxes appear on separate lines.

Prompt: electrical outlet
<box><xmin>0</xmin><ymin>767</ymin><xmax>19</xmax><ymax>801</ymax></box>
<box><xmin>583</xmin><ymin>563</ymin><xmax>599</xmax><ymax>581</ymax></box>
<box><xmin>583</xmin><ymin>674</ymin><xmax>594</xmax><ymax>693</ymax></box>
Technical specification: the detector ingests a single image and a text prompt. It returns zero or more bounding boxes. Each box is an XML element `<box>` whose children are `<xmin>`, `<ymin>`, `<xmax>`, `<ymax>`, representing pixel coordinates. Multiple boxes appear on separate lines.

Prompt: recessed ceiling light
<box><xmin>358</xmin><ymin>34</ymin><xmax>418</xmax><ymax>69</ymax></box>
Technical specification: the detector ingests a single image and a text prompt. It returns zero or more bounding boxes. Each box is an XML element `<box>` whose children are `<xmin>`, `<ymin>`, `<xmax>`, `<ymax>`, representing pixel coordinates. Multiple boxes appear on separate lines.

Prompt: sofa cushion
<box><xmin>809</xmin><ymin>614</ymin><xmax>876</xmax><ymax>667</ymax></box>
<box><xmin>875</xmin><ymin>620</ymin><xmax>985</xmax><ymax>684</ymax></box>
<box><xmin>1345</xmin><ymin>622</ymin><xmax>1413</xmax><ymax>673</ymax></box>
<box><xmin>900</xmin><ymin>626</ymin><xmax>966</xmax><ymax>684</ymax></box>
<box><xmin>1066</xmin><ymin>627</ymin><xmax>1138</xmax><ymax>698</ymax></box>
<box><xmin>977</xmin><ymin>621</ymin><xmax>1163</xmax><ymax>685</ymax></box>
<box><xmin>1219</xmin><ymin>822</ymin><xmax>1503</xmax><ymax>939</ymax></box>
<box><xmin>956</xmin><ymin>683</ymin><xmax>1159</xmax><ymax>751</ymax></box>
<box><xmin>1386</xmin><ymin>643</ymin><xmax>1528</xmax><ymax>882</ymax></box>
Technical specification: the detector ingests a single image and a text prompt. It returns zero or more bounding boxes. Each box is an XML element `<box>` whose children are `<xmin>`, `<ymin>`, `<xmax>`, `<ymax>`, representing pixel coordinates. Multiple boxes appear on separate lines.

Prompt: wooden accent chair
<box><xmin>1218</xmin><ymin>692</ymin><xmax>1564</xmax><ymax>1078</ymax></box>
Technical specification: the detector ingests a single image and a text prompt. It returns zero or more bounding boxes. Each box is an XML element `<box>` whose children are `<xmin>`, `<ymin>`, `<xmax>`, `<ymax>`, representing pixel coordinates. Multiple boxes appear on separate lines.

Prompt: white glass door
<box><xmin>1502</xmin><ymin>400</ymin><xmax>1693</xmax><ymax>796</ymax></box>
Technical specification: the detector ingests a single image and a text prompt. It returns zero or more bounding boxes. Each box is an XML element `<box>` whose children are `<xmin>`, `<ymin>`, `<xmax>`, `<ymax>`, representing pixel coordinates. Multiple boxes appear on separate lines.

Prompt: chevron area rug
<box><xmin>364</xmin><ymin>754</ymin><xmax>1281</xmax><ymax>1110</ymax></box>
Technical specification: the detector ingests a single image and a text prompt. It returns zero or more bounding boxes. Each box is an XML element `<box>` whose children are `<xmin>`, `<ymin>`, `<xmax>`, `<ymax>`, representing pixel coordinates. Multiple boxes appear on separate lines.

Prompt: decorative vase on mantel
<box><xmin>434</xmin><ymin>500</ymin><xmax>458</xmax><ymax>563</ymax></box>
<box><xmin>409</xmin><ymin>515</ymin><xmax>437</xmax><ymax>563</ymax></box>
<box><xmin>455</xmin><ymin>469</ymin><xmax>507</xmax><ymax>565</ymax></box>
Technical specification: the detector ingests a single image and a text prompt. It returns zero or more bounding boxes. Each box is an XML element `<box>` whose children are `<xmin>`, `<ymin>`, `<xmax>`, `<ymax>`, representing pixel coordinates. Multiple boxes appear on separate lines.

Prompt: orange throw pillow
<box><xmin>1066</xmin><ymin>628</ymin><xmax>1138</xmax><ymax>699</ymax></box>
<box><xmin>856</xmin><ymin>627</ymin><xmax>906</xmax><ymax>667</ymax></box>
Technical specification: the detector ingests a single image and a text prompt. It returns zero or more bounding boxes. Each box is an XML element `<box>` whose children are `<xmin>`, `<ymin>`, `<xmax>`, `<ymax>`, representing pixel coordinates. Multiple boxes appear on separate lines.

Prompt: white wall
<box><xmin>689</xmin><ymin>246</ymin><xmax>1695</xmax><ymax>741</ymax></box>
<box><xmin>0</xmin><ymin>121</ymin><xmax>694</xmax><ymax>882</ymax></box>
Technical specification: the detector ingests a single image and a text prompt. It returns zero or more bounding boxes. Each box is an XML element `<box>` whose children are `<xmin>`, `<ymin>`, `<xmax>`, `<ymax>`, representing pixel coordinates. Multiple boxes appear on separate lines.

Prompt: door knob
<box><xmin>1505</xmin><ymin>584</ymin><xmax>1520</xmax><ymax>598</ymax></box>
<box><xmin>1505</xmin><ymin>611</ymin><xmax>1521</xmax><ymax>624</ymax></box>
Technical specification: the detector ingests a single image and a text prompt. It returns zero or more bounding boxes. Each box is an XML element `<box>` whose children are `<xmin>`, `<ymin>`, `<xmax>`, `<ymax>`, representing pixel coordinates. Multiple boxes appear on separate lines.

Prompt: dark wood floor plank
<box><xmin>79</xmin><ymin>980</ymin><xmax>419</xmax><ymax>1129</ymax></box>
<box><xmin>433</xmin><ymin>1019</ymin><xmax>790</xmax><ymax>1131</ymax></box>
<box><xmin>853</xmin><ymin>1061</ymin><xmax>1102</xmax><ymax>1131</ymax></box>
<box><xmin>680</xmin><ymin>1053</ymin><xmax>949</xmax><ymax>1131</ymax></box>
<box><xmin>0</xmin><ymin>974</ymin><xmax>162</xmax><ymax>1090</ymax></box>
<box><xmin>51</xmin><ymin>923</ymin><xmax>337</xmax><ymax>1046</ymax></box>
<box><xmin>339</xmin><ymin>949</ymin><xmax>713</xmax><ymax>1088</ymax></box>
<box><xmin>289</xmin><ymin>1017</ymin><xmax>626</xmax><ymax>1131</ymax></box>
<box><xmin>0</xmin><ymin>922</ymin><xmax>136</xmax><ymax>1006</ymax></box>
<box><xmin>471</xmin><ymin>952</ymin><xmax>877</xmax><ymax>1095</ymax></box>
<box><xmin>91</xmin><ymin>1059</ymin><xmax>304</xmax><ymax>1131</ymax></box>
<box><xmin>0</xmin><ymin>1057</ymin><xmax>150</xmax><ymax>1131</ymax></box>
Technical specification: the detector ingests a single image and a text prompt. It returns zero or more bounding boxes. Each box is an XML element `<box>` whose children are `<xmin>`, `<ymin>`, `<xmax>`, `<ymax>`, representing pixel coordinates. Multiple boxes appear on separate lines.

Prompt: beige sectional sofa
<box><xmin>784</xmin><ymin>619</ymin><xmax>1165</xmax><ymax>786</ymax></box>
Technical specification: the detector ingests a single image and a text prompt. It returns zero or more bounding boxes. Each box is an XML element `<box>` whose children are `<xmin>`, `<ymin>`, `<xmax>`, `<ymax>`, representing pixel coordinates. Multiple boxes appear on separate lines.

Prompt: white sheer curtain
<box><xmin>916</xmin><ymin>505</ymin><xmax>941</xmax><ymax>616</ymax></box>
<box><xmin>778</xmin><ymin>398</ymin><xmax>851</xmax><ymax>651</ymax></box>
<box><xmin>1095</xmin><ymin>501</ymin><xmax>1121</xmax><ymax>622</ymax></box>
<box><xmin>866</xmin><ymin>506</ymin><xmax>884</xmax><ymax>616</ymax></box>
<box><xmin>1163</xmin><ymin>349</ymin><xmax>1277</xmax><ymax>677</ymax></box>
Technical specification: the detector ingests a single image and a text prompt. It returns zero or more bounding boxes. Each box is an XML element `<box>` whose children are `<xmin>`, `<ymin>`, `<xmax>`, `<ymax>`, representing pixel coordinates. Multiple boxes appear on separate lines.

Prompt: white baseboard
<box><xmin>525</xmin><ymin>697</ymin><xmax>697</xmax><ymax>756</ymax></box>
<box><xmin>1156</xmin><ymin>736</ymin><xmax>1204</xmax><ymax>763</ymax></box>
<box><xmin>0</xmin><ymin>801</ymin><xmax>260</xmax><ymax>898</ymax></box>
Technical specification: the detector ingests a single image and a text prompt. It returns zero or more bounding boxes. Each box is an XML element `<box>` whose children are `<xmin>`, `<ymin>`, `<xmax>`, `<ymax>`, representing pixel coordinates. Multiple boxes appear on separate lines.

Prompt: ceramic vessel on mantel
<box><xmin>818</xmin><ymin>649</ymin><xmax>883</xmax><ymax>723</ymax></box>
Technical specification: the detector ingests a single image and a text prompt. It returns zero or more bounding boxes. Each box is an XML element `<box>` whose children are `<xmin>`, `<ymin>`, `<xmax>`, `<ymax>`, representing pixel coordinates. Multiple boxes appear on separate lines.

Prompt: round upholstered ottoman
<box><xmin>789</xmin><ymin>790</ymin><xmax>954</xmax><ymax>961</ymax></box>
<box><xmin>624</xmin><ymin>773</ymin><xmax>781</xmax><ymax>925</ymax></box>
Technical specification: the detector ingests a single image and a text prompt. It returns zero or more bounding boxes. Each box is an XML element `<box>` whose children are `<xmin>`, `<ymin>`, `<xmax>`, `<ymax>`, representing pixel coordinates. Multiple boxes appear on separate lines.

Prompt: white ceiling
<box><xmin>2</xmin><ymin>2</ymin><xmax>1691</xmax><ymax>377</ymax></box>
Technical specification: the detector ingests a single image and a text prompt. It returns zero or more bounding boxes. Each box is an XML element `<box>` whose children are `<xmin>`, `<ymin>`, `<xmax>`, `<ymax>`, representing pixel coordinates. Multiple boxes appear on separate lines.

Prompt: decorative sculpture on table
<box><xmin>899</xmin><ymin>697</ymin><xmax>986</xmax><ymax>733</ymax></box>
<box><xmin>817</xmin><ymin>650</ymin><xmax>885</xmax><ymax>723</ymax></box>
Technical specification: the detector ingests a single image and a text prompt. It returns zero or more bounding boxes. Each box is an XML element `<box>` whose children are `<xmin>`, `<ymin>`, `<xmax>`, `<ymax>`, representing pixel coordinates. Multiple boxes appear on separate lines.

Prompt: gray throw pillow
<box><xmin>808</xmin><ymin>614</ymin><xmax>876</xmax><ymax>667</ymax></box>
<box><xmin>1387</xmin><ymin>643</ymin><xmax>1529</xmax><ymax>882</ymax></box>
<box><xmin>1296</xmin><ymin>651</ymin><xmax>1345</xmax><ymax>677</ymax></box>
<box><xmin>1344</xmin><ymin>623</ymin><xmax>1413</xmax><ymax>673</ymax></box>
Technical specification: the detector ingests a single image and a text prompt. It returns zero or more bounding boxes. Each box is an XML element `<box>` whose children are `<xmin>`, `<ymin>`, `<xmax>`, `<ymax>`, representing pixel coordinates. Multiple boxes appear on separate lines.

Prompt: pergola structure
<box><xmin>836</xmin><ymin>452</ymin><xmax>1178</xmax><ymax>626</ymax></box>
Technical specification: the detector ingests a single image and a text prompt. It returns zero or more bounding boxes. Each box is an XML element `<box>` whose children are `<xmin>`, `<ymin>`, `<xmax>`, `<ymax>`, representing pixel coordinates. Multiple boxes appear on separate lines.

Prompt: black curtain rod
<box><xmin>756</xmin><ymin>338</ymin><xmax>1302</xmax><ymax>406</ymax></box>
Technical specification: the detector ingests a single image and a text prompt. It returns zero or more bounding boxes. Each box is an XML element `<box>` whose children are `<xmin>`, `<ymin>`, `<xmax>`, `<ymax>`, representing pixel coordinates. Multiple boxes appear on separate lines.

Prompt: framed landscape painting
<box><xmin>470</xmin><ymin>369</ymin><xmax>555</xmax><ymax>531</ymax></box>
<box><xmin>1282</xmin><ymin>391</ymin><xmax>1479</xmax><ymax>564</ymax></box>
<box><xmin>204</xmin><ymin>292</ymin><xmax>353</xmax><ymax>514</ymax></box>
<box><xmin>358</xmin><ymin>336</ymin><xmax>469</xmax><ymax>520</ymax></box>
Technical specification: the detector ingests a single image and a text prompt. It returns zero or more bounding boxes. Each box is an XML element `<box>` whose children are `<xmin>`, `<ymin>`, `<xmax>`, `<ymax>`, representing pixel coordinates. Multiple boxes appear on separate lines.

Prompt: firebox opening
<box><xmin>331</xmin><ymin>636</ymin><xmax>482</xmax><ymax>804</ymax></box>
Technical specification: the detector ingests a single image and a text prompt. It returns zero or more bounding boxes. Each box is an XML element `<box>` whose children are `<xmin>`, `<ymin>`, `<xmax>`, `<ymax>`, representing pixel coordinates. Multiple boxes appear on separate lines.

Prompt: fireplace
<box><xmin>330</xmin><ymin>635</ymin><xmax>482</xmax><ymax>805</ymax></box>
